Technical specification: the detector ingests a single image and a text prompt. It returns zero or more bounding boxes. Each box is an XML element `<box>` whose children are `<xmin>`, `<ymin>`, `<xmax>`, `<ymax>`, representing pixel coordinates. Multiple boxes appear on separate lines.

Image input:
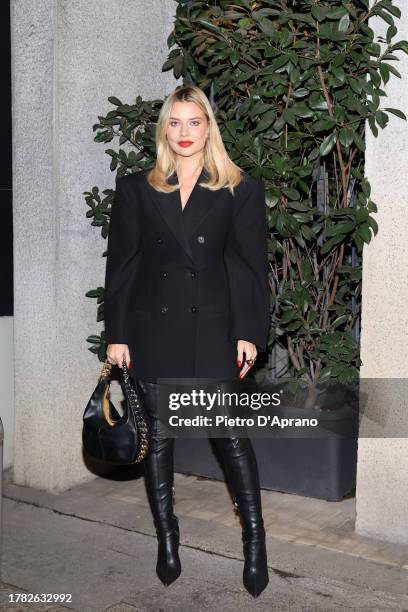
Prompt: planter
<box><xmin>173</xmin><ymin>381</ymin><xmax>359</xmax><ymax>501</ymax></box>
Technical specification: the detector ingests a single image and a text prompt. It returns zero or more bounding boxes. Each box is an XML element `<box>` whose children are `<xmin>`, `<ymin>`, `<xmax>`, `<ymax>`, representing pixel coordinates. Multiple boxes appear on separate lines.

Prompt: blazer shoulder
<box><xmin>115</xmin><ymin>169</ymin><xmax>148</xmax><ymax>189</ymax></box>
<box><xmin>235</xmin><ymin>172</ymin><xmax>264</xmax><ymax>199</ymax></box>
<box><xmin>244</xmin><ymin>172</ymin><xmax>264</xmax><ymax>188</ymax></box>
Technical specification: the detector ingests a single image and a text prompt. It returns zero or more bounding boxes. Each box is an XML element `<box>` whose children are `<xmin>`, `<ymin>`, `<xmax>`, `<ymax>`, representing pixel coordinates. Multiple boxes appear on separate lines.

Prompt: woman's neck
<box><xmin>175</xmin><ymin>156</ymin><xmax>204</xmax><ymax>181</ymax></box>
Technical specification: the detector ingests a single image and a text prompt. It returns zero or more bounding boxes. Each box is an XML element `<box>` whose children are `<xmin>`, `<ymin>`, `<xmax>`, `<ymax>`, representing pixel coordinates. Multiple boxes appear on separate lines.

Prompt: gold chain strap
<box><xmin>99</xmin><ymin>357</ymin><xmax>149</xmax><ymax>463</ymax></box>
<box><xmin>121</xmin><ymin>357</ymin><xmax>150</xmax><ymax>463</ymax></box>
<box><xmin>99</xmin><ymin>358</ymin><xmax>112</xmax><ymax>382</ymax></box>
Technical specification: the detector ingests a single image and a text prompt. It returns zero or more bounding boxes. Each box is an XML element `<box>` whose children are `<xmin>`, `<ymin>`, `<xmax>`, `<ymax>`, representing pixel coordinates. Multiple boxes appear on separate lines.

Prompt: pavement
<box><xmin>1</xmin><ymin>465</ymin><xmax>408</xmax><ymax>612</ymax></box>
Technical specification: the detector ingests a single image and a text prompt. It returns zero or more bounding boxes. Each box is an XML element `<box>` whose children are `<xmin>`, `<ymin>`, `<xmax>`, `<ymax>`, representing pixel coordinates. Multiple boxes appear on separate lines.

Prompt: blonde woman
<box><xmin>104</xmin><ymin>84</ymin><xmax>270</xmax><ymax>597</ymax></box>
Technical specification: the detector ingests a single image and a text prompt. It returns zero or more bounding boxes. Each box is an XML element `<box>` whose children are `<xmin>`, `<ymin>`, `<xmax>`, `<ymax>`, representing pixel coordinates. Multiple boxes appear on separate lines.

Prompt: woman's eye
<box><xmin>169</xmin><ymin>120</ymin><xmax>201</xmax><ymax>127</ymax></box>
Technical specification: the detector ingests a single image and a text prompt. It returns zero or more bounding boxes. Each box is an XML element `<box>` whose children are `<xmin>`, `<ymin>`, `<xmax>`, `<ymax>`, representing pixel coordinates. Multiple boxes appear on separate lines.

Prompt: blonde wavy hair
<box><xmin>147</xmin><ymin>84</ymin><xmax>243</xmax><ymax>195</ymax></box>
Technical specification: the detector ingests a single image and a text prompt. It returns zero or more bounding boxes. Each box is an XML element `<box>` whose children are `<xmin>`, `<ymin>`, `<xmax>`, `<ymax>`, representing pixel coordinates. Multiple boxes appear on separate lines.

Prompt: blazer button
<box><xmin>161</xmin><ymin>271</ymin><xmax>168</xmax><ymax>279</ymax></box>
<box><xmin>157</xmin><ymin>238</ymin><xmax>163</xmax><ymax>245</ymax></box>
<box><xmin>161</xmin><ymin>305</ymin><xmax>168</xmax><ymax>314</ymax></box>
<box><xmin>190</xmin><ymin>271</ymin><xmax>196</xmax><ymax>278</ymax></box>
<box><xmin>190</xmin><ymin>306</ymin><xmax>198</xmax><ymax>314</ymax></box>
<box><xmin>197</xmin><ymin>235</ymin><xmax>205</xmax><ymax>244</ymax></box>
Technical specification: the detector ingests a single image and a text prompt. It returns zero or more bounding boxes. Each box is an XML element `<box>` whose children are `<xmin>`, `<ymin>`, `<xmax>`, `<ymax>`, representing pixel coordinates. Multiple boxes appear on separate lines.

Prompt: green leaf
<box><xmin>386</xmin><ymin>25</ymin><xmax>398</xmax><ymax>44</ymax></box>
<box><xmin>357</xmin><ymin>224</ymin><xmax>372</xmax><ymax>244</ymax></box>
<box><xmin>377</xmin><ymin>9</ymin><xmax>395</xmax><ymax>26</ymax></box>
<box><xmin>230</xmin><ymin>49</ymin><xmax>239</xmax><ymax>66</ymax></box>
<box><xmin>324</xmin><ymin>222</ymin><xmax>355</xmax><ymax>237</ymax></box>
<box><xmin>375</xmin><ymin>110</ymin><xmax>389</xmax><ymax>129</ymax></box>
<box><xmin>292</xmin><ymin>103</ymin><xmax>314</xmax><ymax>118</ymax></box>
<box><xmin>321</xmin><ymin>233</ymin><xmax>345</xmax><ymax>254</ymax></box>
<box><xmin>368</xmin><ymin>115</ymin><xmax>379</xmax><ymax>137</ymax></box>
<box><xmin>355</xmin><ymin>208</ymin><xmax>369</xmax><ymax>223</ymax></box>
<box><xmin>238</xmin><ymin>17</ymin><xmax>253</xmax><ymax>28</ymax></box>
<box><xmin>332</xmin><ymin>66</ymin><xmax>345</xmax><ymax>83</ymax></box>
<box><xmin>361</xmin><ymin>180</ymin><xmax>371</xmax><ymax>198</ymax></box>
<box><xmin>391</xmin><ymin>41</ymin><xmax>408</xmax><ymax>55</ymax></box>
<box><xmin>327</xmin><ymin>7</ymin><xmax>348</xmax><ymax>20</ymax></box>
<box><xmin>108</xmin><ymin>96</ymin><xmax>122</xmax><ymax>106</ymax></box>
<box><xmin>353</xmin><ymin>131</ymin><xmax>365</xmax><ymax>151</ymax></box>
<box><xmin>194</xmin><ymin>19</ymin><xmax>222</xmax><ymax>34</ymax></box>
<box><xmin>286</xmin><ymin>320</ymin><xmax>304</xmax><ymax>332</ymax></box>
<box><xmin>282</xmin><ymin>187</ymin><xmax>301</xmax><ymax>200</ymax></box>
<box><xmin>319</xmin><ymin>367</ymin><xmax>332</xmax><ymax>381</ymax></box>
<box><xmin>320</xmin><ymin>133</ymin><xmax>337</xmax><ymax>156</ymax></box>
<box><xmin>292</xmin><ymin>88</ymin><xmax>309</xmax><ymax>98</ymax></box>
<box><xmin>313</xmin><ymin>118</ymin><xmax>337</xmax><ymax>132</ymax></box>
<box><xmin>339</xmin><ymin>128</ymin><xmax>354</xmax><ymax>148</ymax></box>
<box><xmin>368</xmin><ymin>216</ymin><xmax>379</xmax><ymax>235</ymax></box>
<box><xmin>383</xmin><ymin>63</ymin><xmax>402</xmax><ymax>79</ymax></box>
<box><xmin>338</xmin><ymin>14</ymin><xmax>350</xmax><ymax>32</ymax></box>
<box><xmin>379</xmin><ymin>63</ymin><xmax>390</xmax><ymax>84</ymax></box>
<box><xmin>382</xmin><ymin>3</ymin><xmax>401</xmax><ymax>18</ymax></box>
<box><xmin>280</xmin><ymin>309</ymin><xmax>297</xmax><ymax>324</ymax></box>
<box><xmin>333</xmin><ymin>315</ymin><xmax>348</xmax><ymax>328</ymax></box>
<box><xmin>384</xmin><ymin>107</ymin><xmax>407</xmax><ymax>120</ymax></box>
<box><xmin>311</xmin><ymin>5</ymin><xmax>327</xmax><ymax>22</ymax></box>
<box><xmin>309</xmin><ymin>93</ymin><xmax>328</xmax><ymax>111</ymax></box>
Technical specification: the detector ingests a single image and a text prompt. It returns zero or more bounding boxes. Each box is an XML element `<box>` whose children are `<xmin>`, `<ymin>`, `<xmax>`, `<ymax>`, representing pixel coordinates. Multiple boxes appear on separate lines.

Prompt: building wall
<box><xmin>356</xmin><ymin>0</ymin><xmax>408</xmax><ymax>543</ymax></box>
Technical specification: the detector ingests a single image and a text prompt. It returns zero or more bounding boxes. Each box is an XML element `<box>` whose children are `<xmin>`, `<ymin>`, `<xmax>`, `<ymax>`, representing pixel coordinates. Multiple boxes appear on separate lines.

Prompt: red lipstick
<box><xmin>178</xmin><ymin>141</ymin><xmax>193</xmax><ymax>147</ymax></box>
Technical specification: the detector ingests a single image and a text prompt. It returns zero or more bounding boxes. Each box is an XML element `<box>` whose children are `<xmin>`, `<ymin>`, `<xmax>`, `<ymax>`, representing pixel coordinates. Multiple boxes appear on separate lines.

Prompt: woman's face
<box><xmin>166</xmin><ymin>101</ymin><xmax>209</xmax><ymax>159</ymax></box>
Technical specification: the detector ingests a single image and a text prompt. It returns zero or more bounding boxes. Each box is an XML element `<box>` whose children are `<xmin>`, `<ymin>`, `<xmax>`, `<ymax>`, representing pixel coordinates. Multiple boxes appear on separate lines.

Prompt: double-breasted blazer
<box><xmin>104</xmin><ymin>166</ymin><xmax>270</xmax><ymax>382</ymax></box>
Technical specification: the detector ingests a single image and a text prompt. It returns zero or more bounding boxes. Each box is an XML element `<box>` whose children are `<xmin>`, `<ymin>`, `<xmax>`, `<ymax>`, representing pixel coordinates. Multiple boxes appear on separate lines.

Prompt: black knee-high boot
<box><xmin>214</xmin><ymin>436</ymin><xmax>269</xmax><ymax>597</ymax></box>
<box><xmin>137</xmin><ymin>380</ymin><xmax>181</xmax><ymax>586</ymax></box>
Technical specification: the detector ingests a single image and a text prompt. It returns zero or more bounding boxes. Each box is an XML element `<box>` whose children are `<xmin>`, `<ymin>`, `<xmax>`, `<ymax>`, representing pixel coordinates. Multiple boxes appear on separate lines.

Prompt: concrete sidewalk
<box><xmin>1</xmin><ymin>466</ymin><xmax>408</xmax><ymax>611</ymax></box>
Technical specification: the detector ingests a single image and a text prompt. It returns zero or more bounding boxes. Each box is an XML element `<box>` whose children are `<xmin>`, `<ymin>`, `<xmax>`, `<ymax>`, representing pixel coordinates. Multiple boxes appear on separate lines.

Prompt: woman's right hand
<box><xmin>106</xmin><ymin>343</ymin><xmax>131</xmax><ymax>369</ymax></box>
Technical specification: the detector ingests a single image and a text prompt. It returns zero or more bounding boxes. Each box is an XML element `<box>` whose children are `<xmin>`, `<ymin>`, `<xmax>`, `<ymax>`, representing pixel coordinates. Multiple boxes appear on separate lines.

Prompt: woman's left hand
<box><xmin>237</xmin><ymin>340</ymin><xmax>257</xmax><ymax>379</ymax></box>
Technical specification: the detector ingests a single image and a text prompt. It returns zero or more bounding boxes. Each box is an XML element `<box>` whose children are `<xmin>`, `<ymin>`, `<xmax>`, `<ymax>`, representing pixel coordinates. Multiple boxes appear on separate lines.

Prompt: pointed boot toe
<box><xmin>243</xmin><ymin>565</ymin><xmax>269</xmax><ymax>597</ymax></box>
<box><xmin>156</xmin><ymin>557</ymin><xmax>181</xmax><ymax>586</ymax></box>
<box><xmin>242</xmin><ymin>538</ymin><xmax>269</xmax><ymax>597</ymax></box>
<box><xmin>155</xmin><ymin>516</ymin><xmax>181</xmax><ymax>586</ymax></box>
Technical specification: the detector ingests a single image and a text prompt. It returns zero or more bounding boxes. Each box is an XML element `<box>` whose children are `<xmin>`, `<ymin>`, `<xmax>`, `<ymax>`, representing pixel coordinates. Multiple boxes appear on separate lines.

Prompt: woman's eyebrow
<box><xmin>169</xmin><ymin>116</ymin><xmax>202</xmax><ymax>120</ymax></box>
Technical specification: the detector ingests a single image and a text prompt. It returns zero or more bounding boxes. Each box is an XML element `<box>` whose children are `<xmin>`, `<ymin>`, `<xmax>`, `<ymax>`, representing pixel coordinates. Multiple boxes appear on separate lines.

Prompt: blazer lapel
<box><xmin>181</xmin><ymin>167</ymin><xmax>217</xmax><ymax>237</ymax></box>
<box><xmin>148</xmin><ymin>166</ymin><xmax>218</xmax><ymax>264</ymax></box>
<box><xmin>148</xmin><ymin>170</ymin><xmax>193</xmax><ymax>262</ymax></box>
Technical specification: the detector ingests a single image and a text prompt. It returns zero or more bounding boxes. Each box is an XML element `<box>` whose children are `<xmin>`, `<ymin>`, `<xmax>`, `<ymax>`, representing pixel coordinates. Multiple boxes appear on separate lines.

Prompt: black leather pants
<box><xmin>136</xmin><ymin>378</ymin><xmax>268</xmax><ymax>595</ymax></box>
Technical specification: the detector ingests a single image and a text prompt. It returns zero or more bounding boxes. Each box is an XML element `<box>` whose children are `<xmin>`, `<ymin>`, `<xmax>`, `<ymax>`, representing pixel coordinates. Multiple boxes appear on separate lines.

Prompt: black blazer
<box><xmin>104</xmin><ymin>166</ymin><xmax>270</xmax><ymax>382</ymax></box>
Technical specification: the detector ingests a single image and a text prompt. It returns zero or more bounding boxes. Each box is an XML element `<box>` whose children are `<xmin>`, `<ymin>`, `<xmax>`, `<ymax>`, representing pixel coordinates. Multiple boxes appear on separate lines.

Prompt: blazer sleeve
<box><xmin>104</xmin><ymin>176</ymin><xmax>142</xmax><ymax>344</ymax></box>
<box><xmin>224</xmin><ymin>177</ymin><xmax>270</xmax><ymax>352</ymax></box>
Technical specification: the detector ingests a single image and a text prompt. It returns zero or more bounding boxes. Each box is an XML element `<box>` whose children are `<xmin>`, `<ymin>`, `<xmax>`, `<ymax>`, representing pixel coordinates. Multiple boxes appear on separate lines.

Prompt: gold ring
<box><xmin>246</xmin><ymin>358</ymin><xmax>255</xmax><ymax>367</ymax></box>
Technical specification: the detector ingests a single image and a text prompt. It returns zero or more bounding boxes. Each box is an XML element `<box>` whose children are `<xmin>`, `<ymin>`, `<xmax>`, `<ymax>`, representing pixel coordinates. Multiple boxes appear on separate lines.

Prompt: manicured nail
<box><xmin>237</xmin><ymin>360</ymin><xmax>241</xmax><ymax>368</ymax></box>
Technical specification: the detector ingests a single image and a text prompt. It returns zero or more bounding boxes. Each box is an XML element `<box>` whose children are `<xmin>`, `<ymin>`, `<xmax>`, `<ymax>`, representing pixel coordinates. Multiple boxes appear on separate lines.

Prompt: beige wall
<box><xmin>356</xmin><ymin>0</ymin><xmax>408</xmax><ymax>543</ymax></box>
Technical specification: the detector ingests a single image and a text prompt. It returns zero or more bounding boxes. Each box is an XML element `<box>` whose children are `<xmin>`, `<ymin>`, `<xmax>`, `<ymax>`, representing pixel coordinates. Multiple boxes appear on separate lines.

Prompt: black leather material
<box><xmin>213</xmin><ymin>437</ymin><xmax>269</xmax><ymax>597</ymax></box>
<box><xmin>82</xmin><ymin>362</ymin><xmax>150</xmax><ymax>465</ymax></box>
<box><xmin>137</xmin><ymin>379</ymin><xmax>268</xmax><ymax>595</ymax></box>
<box><xmin>137</xmin><ymin>379</ymin><xmax>181</xmax><ymax>586</ymax></box>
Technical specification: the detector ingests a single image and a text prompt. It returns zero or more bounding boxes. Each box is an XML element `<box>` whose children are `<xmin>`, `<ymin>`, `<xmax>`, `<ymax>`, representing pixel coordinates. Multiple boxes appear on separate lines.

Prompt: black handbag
<box><xmin>82</xmin><ymin>356</ymin><xmax>150</xmax><ymax>464</ymax></box>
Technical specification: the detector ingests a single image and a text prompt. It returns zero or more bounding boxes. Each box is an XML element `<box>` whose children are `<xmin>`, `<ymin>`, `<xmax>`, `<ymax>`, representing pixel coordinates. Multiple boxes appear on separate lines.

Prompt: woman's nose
<box><xmin>180</xmin><ymin>124</ymin><xmax>189</xmax><ymax>137</ymax></box>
